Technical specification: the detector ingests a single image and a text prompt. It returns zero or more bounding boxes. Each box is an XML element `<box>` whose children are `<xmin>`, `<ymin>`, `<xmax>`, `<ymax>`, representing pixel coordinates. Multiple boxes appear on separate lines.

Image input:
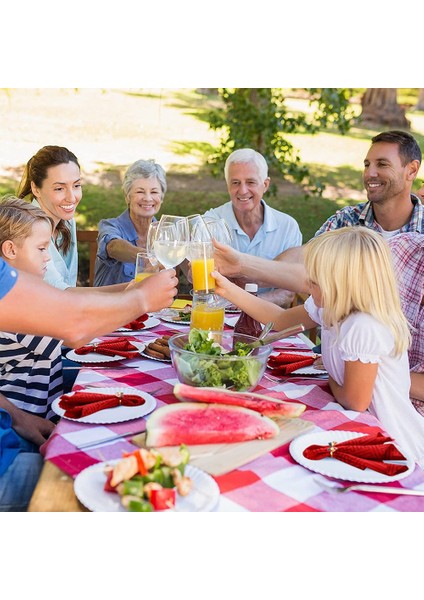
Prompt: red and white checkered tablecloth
<box><xmin>42</xmin><ymin>321</ymin><xmax>424</xmax><ymax>512</ymax></box>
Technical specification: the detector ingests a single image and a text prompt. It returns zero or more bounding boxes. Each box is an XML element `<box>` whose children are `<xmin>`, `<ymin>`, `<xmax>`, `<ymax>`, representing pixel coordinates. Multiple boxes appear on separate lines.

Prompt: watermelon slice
<box><xmin>145</xmin><ymin>402</ymin><xmax>279</xmax><ymax>447</ymax></box>
<box><xmin>173</xmin><ymin>383</ymin><xmax>306</xmax><ymax>417</ymax></box>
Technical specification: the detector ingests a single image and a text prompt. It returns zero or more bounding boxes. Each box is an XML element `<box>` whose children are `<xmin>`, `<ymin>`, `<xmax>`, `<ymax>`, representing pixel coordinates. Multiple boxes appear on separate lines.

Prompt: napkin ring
<box><xmin>115</xmin><ymin>391</ymin><xmax>124</xmax><ymax>405</ymax></box>
<box><xmin>328</xmin><ymin>441</ymin><xmax>337</xmax><ymax>457</ymax></box>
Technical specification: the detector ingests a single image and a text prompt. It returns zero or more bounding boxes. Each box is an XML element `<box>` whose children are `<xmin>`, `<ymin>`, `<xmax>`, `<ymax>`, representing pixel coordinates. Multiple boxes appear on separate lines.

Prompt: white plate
<box><xmin>289</xmin><ymin>430</ymin><xmax>415</xmax><ymax>483</ymax></box>
<box><xmin>268</xmin><ymin>353</ymin><xmax>327</xmax><ymax>376</ymax></box>
<box><xmin>74</xmin><ymin>462</ymin><xmax>220</xmax><ymax>512</ymax></box>
<box><xmin>140</xmin><ymin>339</ymin><xmax>172</xmax><ymax>363</ymax></box>
<box><xmin>116</xmin><ymin>316</ymin><xmax>160</xmax><ymax>332</ymax></box>
<box><xmin>51</xmin><ymin>387</ymin><xmax>157</xmax><ymax>424</ymax></box>
<box><xmin>140</xmin><ymin>351</ymin><xmax>171</xmax><ymax>363</ymax></box>
<box><xmin>66</xmin><ymin>349</ymin><xmax>129</xmax><ymax>363</ymax></box>
<box><xmin>291</xmin><ymin>365</ymin><xmax>328</xmax><ymax>376</ymax></box>
<box><xmin>160</xmin><ymin>314</ymin><xmax>191</xmax><ymax>326</ymax></box>
<box><xmin>66</xmin><ymin>341</ymin><xmax>144</xmax><ymax>364</ymax></box>
<box><xmin>224</xmin><ymin>305</ymin><xmax>241</xmax><ymax>314</ymax></box>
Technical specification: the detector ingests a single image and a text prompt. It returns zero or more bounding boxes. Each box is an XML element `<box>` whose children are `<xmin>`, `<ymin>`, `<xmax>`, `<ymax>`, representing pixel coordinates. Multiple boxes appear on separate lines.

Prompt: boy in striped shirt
<box><xmin>0</xmin><ymin>198</ymin><xmax>62</xmax><ymax>449</ymax></box>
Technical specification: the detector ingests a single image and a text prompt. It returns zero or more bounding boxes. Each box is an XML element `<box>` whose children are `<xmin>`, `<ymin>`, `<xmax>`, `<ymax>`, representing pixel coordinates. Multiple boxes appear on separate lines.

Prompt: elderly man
<box><xmin>205</xmin><ymin>148</ymin><xmax>302</xmax><ymax>307</ymax></box>
<box><xmin>214</xmin><ymin>130</ymin><xmax>423</xmax><ymax>294</ymax></box>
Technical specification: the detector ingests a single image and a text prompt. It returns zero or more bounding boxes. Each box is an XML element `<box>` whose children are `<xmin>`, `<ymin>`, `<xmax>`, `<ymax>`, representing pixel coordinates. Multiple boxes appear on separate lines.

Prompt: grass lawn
<box><xmin>0</xmin><ymin>88</ymin><xmax>423</xmax><ymax>284</ymax></box>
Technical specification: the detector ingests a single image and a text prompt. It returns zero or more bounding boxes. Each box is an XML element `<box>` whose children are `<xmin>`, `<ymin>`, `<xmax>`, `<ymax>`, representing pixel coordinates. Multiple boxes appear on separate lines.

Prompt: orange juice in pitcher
<box><xmin>190</xmin><ymin>292</ymin><xmax>224</xmax><ymax>332</ymax></box>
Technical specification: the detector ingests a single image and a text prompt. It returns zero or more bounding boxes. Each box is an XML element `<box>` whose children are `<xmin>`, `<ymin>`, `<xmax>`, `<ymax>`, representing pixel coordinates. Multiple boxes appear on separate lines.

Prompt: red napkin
<box><xmin>122</xmin><ymin>314</ymin><xmax>149</xmax><ymax>330</ymax></box>
<box><xmin>267</xmin><ymin>352</ymin><xmax>316</xmax><ymax>375</ymax></box>
<box><xmin>75</xmin><ymin>338</ymin><xmax>139</xmax><ymax>359</ymax></box>
<box><xmin>59</xmin><ymin>391</ymin><xmax>145</xmax><ymax>418</ymax></box>
<box><xmin>303</xmin><ymin>432</ymin><xmax>408</xmax><ymax>476</ymax></box>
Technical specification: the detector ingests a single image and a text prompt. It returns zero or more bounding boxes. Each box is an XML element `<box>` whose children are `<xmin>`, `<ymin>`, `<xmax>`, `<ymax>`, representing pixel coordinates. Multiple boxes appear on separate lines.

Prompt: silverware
<box><xmin>258</xmin><ymin>321</ymin><xmax>273</xmax><ymax>341</ymax></box>
<box><xmin>273</xmin><ymin>347</ymin><xmax>318</xmax><ymax>354</ymax></box>
<box><xmin>229</xmin><ymin>324</ymin><xmax>305</xmax><ymax>356</ymax></box>
<box><xmin>264</xmin><ymin>372</ymin><xmax>327</xmax><ymax>383</ymax></box>
<box><xmin>315</xmin><ymin>477</ymin><xmax>424</xmax><ymax>496</ymax></box>
<box><xmin>78</xmin><ymin>429</ymin><xmax>145</xmax><ymax>449</ymax></box>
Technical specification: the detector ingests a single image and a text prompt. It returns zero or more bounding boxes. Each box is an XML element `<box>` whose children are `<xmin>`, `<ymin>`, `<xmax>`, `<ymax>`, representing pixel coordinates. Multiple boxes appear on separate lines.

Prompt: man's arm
<box><xmin>410</xmin><ymin>372</ymin><xmax>424</xmax><ymax>402</ymax></box>
<box><xmin>213</xmin><ymin>240</ymin><xmax>310</xmax><ymax>294</ymax></box>
<box><xmin>258</xmin><ymin>288</ymin><xmax>295</xmax><ymax>309</ymax></box>
<box><xmin>0</xmin><ymin>269</ymin><xmax>178</xmax><ymax>348</ymax></box>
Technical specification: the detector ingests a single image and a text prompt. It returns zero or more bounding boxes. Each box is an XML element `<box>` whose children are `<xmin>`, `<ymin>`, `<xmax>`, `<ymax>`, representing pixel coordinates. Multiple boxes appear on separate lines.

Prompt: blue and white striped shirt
<box><xmin>0</xmin><ymin>333</ymin><xmax>63</xmax><ymax>421</ymax></box>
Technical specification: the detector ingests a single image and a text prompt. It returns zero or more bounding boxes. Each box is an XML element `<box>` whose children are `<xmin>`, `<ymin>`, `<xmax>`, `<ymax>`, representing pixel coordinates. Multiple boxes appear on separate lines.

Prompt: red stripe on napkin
<box><xmin>303</xmin><ymin>432</ymin><xmax>408</xmax><ymax>476</ymax></box>
<box><xmin>59</xmin><ymin>391</ymin><xmax>145</xmax><ymax>418</ymax></box>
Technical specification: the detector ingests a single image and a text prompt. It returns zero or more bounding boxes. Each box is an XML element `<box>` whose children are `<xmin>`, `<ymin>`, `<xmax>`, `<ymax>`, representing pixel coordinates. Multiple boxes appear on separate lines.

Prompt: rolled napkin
<box><xmin>303</xmin><ymin>432</ymin><xmax>408</xmax><ymax>476</ymax></box>
<box><xmin>59</xmin><ymin>391</ymin><xmax>146</xmax><ymax>418</ymax></box>
<box><xmin>75</xmin><ymin>338</ymin><xmax>139</xmax><ymax>359</ymax></box>
<box><xmin>267</xmin><ymin>352</ymin><xmax>316</xmax><ymax>375</ymax></box>
<box><xmin>122</xmin><ymin>314</ymin><xmax>149</xmax><ymax>330</ymax></box>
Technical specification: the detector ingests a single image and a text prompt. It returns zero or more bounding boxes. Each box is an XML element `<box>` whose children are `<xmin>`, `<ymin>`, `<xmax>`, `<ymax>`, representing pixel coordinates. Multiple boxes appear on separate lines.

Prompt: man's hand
<box><xmin>135</xmin><ymin>268</ymin><xmax>178</xmax><ymax>313</ymax></box>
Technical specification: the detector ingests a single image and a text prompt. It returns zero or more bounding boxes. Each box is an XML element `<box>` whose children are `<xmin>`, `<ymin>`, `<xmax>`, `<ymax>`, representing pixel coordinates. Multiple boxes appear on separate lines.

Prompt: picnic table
<box><xmin>28</xmin><ymin>316</ymin><xmax>424</xmax><ymax>512</ymax></box>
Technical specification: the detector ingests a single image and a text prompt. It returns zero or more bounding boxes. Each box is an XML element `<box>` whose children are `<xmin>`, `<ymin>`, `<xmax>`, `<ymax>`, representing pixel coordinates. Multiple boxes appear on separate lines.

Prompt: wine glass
<box><xmin>204</xmin><ymin>217</ymin><xmax>233</xmax><ymax>245</ymax></box>
<box><xmin>186</xmin><ymin>214</ymin><xmax>215</xmax><ymax>293</ymax></box>
<box><xmin>146</xmin><ymin>221</ymin><xmax>159</xmax><ymax>259</ymax></box>
<box><xmin>134</xmin><ymin>251</ymin><xmax>159</xmax><ymax>282</ymax></box>
<box><xmin>153</xmin><ymin>215</ymin><xmax>188</xmax><ymax>269</ymax></box>
<box><xmin>186</xmin><ymin>214</ymin><xmax>212</xmax><ymax>245</ymax></box>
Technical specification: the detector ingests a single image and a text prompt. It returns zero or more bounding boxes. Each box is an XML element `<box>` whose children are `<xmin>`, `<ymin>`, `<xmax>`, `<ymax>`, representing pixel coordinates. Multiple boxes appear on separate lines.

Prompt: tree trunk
<box><xmin>358</xmin><ymin>88</ymin><xmax>410</xmax><ymax>129</ymax></box>
<box><xmin>415</xmin><ymin>89</ymin><xmax>424</xmax><ymax>111</ymax></box>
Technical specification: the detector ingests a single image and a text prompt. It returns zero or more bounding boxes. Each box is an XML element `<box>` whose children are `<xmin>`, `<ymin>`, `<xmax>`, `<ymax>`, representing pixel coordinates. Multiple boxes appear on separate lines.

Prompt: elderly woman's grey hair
<box><xmin>122</xmin><ymin>159</ymin><xmax>167</xmax><ymax>199</ymax></box>
<box><xmin>224</xmin><ymin>148</ymin><xmax>269</xmax><ymax>183</ymax></box>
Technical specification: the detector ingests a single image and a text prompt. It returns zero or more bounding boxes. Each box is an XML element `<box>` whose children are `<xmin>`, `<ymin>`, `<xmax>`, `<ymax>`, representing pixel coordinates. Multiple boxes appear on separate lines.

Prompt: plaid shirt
<box><xmin>389</xmin><ymin>232</ymin><xmax>424</xmax><ymax>372</ymax></box>
<box><xmin>315</xmin><ymin>194</ymin><xmax>424</xmax><ymax>236</ymax></box>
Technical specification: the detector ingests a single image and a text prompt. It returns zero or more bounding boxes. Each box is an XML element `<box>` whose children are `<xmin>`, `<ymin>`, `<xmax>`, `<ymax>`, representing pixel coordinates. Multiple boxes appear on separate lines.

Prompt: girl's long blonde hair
<box><xmin>0</xmin><ymin>195</ymin><xmax>52</xmax><ymax>252</ymax></box>
<box><xmin>304</xmin><ymin>227</ymin><xmax>411</xmax><ymax>356</ymax></box>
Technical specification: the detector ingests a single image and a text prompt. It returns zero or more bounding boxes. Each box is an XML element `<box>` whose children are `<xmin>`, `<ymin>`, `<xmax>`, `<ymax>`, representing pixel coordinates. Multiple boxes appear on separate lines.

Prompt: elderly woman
<box><xmin>94</xmin><ymin>159</ymin><xmax>166</xmax><ymax>286</ymax></box>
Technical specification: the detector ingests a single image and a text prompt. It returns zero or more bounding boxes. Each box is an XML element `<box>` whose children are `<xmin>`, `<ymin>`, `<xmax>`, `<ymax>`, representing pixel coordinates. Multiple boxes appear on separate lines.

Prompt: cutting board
<box><xmin>132</xmin><ymin>417</ymin><xmax>314</xmax><ymax>476</ymax></box>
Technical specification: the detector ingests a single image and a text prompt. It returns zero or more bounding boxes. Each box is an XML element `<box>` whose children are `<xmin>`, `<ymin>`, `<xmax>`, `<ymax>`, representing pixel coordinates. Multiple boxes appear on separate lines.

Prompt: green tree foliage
<box><xmin>207</xmin><ymin>88</ymin><xmax>355</xmax><ymax>194</ymax></box>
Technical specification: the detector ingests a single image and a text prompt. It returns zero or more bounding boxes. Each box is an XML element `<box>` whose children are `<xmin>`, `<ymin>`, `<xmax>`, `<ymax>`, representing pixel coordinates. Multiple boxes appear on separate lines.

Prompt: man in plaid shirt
<box><xmin>314</xmin><ymin>130</ymin><xmax>422</xmax><ymax>238</ymax></box>
<box><xmin>389</xmin><ymin>233</ymin><xmax>424</xmax><ymax>414</ymax></box>
<box><xmin>214</xmin><ymin>130</ymin><xmax>423</xmax><ymax>292</ymax></box>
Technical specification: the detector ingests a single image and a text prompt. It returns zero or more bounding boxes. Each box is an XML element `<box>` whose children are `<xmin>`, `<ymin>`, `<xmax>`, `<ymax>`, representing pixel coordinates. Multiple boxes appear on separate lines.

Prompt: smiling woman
<box><xmin>94</xmin><ymin>159</ymin><xmax>166</xmax><ymax>286</ymax></box>
<box><xmin>17</xmin><ymin>145</ymin><xmax>82</xmax><ymax>290</ymax></box>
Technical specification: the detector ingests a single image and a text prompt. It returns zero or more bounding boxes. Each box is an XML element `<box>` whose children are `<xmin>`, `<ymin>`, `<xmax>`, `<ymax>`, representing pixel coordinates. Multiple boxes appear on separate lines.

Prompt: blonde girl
<box><xmin>0</xmin><ymin>197</ymin><xmax>62</xmax><ymax>447</ymax></box>
<box><xmin>213</xmin><ymin>227</ymin><xmax>424</xmax><ymax>467</ymax></box>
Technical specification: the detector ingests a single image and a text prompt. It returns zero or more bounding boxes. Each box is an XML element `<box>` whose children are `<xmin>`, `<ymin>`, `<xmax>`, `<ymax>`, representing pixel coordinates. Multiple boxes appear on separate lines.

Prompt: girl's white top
<box><xmin>305</xmin><ymin>295</ymin><xmax>424</xmax><ymax>468</ymax></box>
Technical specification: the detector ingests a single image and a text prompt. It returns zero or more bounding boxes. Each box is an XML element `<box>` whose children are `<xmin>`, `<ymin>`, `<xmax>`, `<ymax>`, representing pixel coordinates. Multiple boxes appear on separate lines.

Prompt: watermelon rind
<box><xmin>173</xmin><ymin>383</ymin><xmax>306</xmax><ymax>417</ymax></box>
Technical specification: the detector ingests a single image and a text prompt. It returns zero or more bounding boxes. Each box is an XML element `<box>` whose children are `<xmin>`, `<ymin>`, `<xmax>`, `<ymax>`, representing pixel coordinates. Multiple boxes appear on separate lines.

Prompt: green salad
<box><xmin>176</xmin><ymin>329</ymin><xmax>262</xmax><ymax>391</ymax></box>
